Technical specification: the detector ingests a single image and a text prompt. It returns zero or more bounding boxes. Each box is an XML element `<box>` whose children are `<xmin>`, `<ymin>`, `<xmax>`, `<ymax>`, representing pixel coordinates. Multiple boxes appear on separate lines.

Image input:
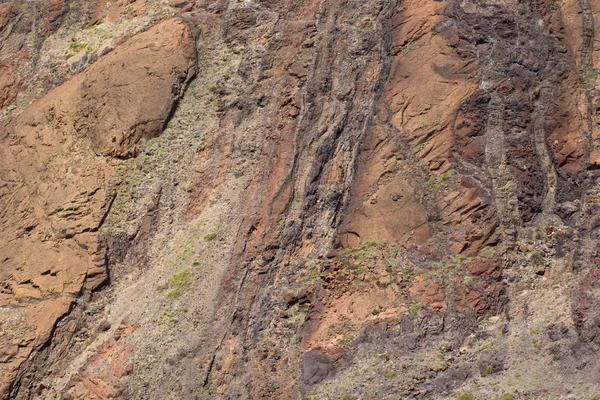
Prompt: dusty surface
<box><xmin>2</xmin><ymin>0</ymin><xmax>600</xmax><ymax>399</ymax></box>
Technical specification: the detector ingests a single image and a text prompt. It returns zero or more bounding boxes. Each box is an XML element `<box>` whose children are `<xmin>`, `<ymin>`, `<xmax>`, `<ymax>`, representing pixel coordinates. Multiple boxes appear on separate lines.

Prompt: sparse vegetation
<box><xmin>181</xmin><ymin>247</ymin><xmax>194</xmax><ymax>259</ymax></box>
<box><xmin>529</xmin><ymin>249</ymin><xmax>544</xmax><ymax>267</ymax></box>
<box><xmin>479</xmin><ymin>247</ymin><xmax>496</xmax><ymax>258</ymax></box>
<box><xmin>401</xmin><ymin>40</ymin><xmax>421</xmax><ymax>54</ymax></box>
<box><xmin>409</xmin><ymin>300</ymin><xmax>421</xmax><ymax>316</ymax></box>
<box><xmin>69</xmin><ymin>40</ymin><xmax>88</xmax><ymax>53</ymax></box>
<box><xmin>204</xmin><ymin>233</ymin><xmax>217</xmax><ymax>242</ymax></box>
<box><xmin>439</xmin><ymin>168</ymin><xmax>455</xmax><ymax>182</ymax></box>
<box><xmin>412</xmin><ymin>140</ymin><xmax>429</xmax><ymax>151</ymax></box>
<box><xmin>456</xmin><ymin>393</ymin><xmax>475</xmax><ymax>400</ymax></box>
<box><xmin>384</xmin><ymin>371</ymin><xmax>398</xmax><ymax>378</ymax></box>
<box><xmin>481</xmin><ymin>364</ymin><xmax>494</xmax><ymax>376</ymax></box>
<box><xmin>463</xmin><ymin>274</ymin><xmax>473</xmax><ymax>286</ymax></box>
<box><xmin>157</xmin><ymin>271</ymin><xmax>196</xmax><ymax>300</ymax></box>
<box><xmin>5</xmin><ymin>104</ymin><xmax>16</xmax><ymax>115</ymax></box>
<box><xmin>584</xmin><ymin>69</ymin><xmax>598</xmax><ymax>85</ymax></box>
<box><xmin>161</xmin><ymin>312</ymin><xmax>178</xmax><ymax>330</ymax></box>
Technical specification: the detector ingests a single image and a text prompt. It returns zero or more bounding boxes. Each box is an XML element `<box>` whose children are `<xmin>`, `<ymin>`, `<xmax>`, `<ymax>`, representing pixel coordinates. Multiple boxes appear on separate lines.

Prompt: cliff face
<box><xmin>1</xmin><ymin>0</ymin><xmax>600</xmax><ymax>399</ymax></box>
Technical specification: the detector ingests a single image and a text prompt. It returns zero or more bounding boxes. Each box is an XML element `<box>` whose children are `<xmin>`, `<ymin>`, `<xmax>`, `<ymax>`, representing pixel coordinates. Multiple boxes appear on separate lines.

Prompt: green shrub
<box><xmin>166</xmin><ymin>288</ymin><xmax>183</xmax><ymax>300</ymax></box>
<box><xmin>5</xmin><ymin>104</ymin><xmax>16</xmax><ymax>115</ymax></box>
<box><xmin>384</xmin><ymin>371</ymin><xmax>398</xmax><ymax>378</ymax></box>
<box><xmin>585</xmin><ymin>69</ymin><xmax>598</xmax><ymax>85</ymax></box>
<box><xmin>457</xmin><ymin>394</ymin><xmax>475</xmax><ymax>400</ymax></box>
<box><xmin>69</xmin><ymin>41</ymin><xmax>88</xmax><ymax>52</ymax></box>
<box><xmin>481</xmin><ymin>365</ymin><xmax>493</xmax><ymax>376</ymax></box>
<box><xmin>439</xmin><ymin>168</ymin><xmax>455</xmax><ymax>182</ymax></box>
<box><xmin>158</xmin><ymin>271</ymin><xmax>196</xmax><ymax>300</ymax></box>
<box><xmin>479</xmin><ymin>247</ymin><xmax>495</xmax><ymax>257</ymax></box>
<box><xmin>204</xmin><ymin>233</ymin><xmax>217</xmax><ymax>242</ymax></box>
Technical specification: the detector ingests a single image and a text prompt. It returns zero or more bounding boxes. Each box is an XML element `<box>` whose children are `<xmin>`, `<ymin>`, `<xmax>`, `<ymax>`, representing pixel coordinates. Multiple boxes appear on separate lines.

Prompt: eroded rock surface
<box><xmin>0</xmin><ymin>18</ymin><xmax>195</xmax><ymax>397</ymax></box>
<box><xmin>2</xmin><ymin>0</ymin><xmax>600</xmax><ymax>399</ymax></box>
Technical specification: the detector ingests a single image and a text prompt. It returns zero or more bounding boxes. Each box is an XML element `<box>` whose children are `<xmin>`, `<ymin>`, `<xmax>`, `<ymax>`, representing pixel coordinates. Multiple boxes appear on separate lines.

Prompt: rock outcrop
<box><xmin>2</xmin><ymin>0</ymin><xmax>600</xmax><ymax>399</ymax></box>
<box><xmin>0</xmin><ymin>18</ymin><xmax>195</xmax><ymax>397</ymax></box>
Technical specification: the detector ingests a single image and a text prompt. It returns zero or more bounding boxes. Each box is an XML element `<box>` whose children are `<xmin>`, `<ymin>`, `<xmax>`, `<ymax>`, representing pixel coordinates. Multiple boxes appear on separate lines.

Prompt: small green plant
<box><xmin>409</xmin><ymin>300</ymin><xmax>421</xmax><ymax>316</ymax></box>
<box><xmin>5</xmin><ymin>104</ymin><xmax>16</xmax><ymax>115</ymax></box>
<box><xmin>159</xmin><ymin>271</ymin><xmax>196</xmax><ymax>300</ymax></box>
<box><xmin>463</xmin><ymin>275</ymin><xmax>473</xmax><ymax>286</ymax></box>
<box><xmin>342</xmin><ymin>395</ymin><xmax>352</xmax><ymax>400</ymax></box>
<box><xmin>69</xmin><ymin>40</ymin><xmax>88</xmax><ymax>53</ymax></box>
<box><xmin>384</xmin><ymin>371</ymin><xmax>398</xmax><ymax>378</ymax></box>
<box><xmin>166</xmin><ymin>288</ymin><xmax>184</xmax><ymax>300</ymax></box>
<box><xmin>439</xmin><ymin>168</ymin><xmax>455</xmax><ymax>182</ymax></box>
<box><xmin>363</xmin><ymin>239</ymin><xmax>385</xmax><ymax>247</ymax></box>
<box><xmin>585</xmin><ymin>69</ymin><xmax>598</xmax><ymax>85</ymax></box>
<box><xmin>161</xmin><ymin>312</ymin><xmax>178</xmax><ymax>330</ymax></box>
<box><xmin>456</xmin><ymin>394</ymin><xmax>475</xmax><ymax>400</ymax></box>
<box><xmin>177</xmin><ymin>154</ymin><xmax>184</xmax><ymax>161</ymax></box>
<box><xmin>428</xmin><ymin>178</ymin><xmax>442</xmax><ymax>193</ymax></box>
<box><xmin>400</xmin><ymin>264</ymin><xmax>413</xmax><ymax>277</ymax></box>
<box><xmin>422</xmin><ymin>269</ymin><xmax>437</xmax><ymax>281</ymax></box>
<box><xmin>481</xmin><ymin>364</ymin><xmax>493</xmax><ymax>376</ymax></box>
<box><xmin>181</xmin><ymin>247</ymin><xmax>194</xmax><ymax>259</ymax></box>
<box><xmin>169</xmin><ymin>271</ymin><xmax>194</xmax><ymax>287</ymax></box>
<box><xmin>529</xmin><ymin>249</ymin><xmax>544</xmax><ymax>267</ymax></box>
<box><xmin>479</xmin><ymin>247</ymin><xmax>495</xmax><ymax>258</ymax></box>
<box><xmin>204</xmin><ymin>233</ymin><xmax>217</xmax><ymax>242</ymax></box>
<box><xmin>412</xmin><ymin>141</ymin><xmax>429</xmax><ymax>151</ymax></box>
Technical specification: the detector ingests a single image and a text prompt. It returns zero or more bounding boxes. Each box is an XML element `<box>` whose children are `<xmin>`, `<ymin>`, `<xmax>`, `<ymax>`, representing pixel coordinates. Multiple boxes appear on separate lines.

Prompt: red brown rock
<box><xmin>0</xmin><ymin>59</ymin><xmax>22</xmax><ymax>110</ymax></box>
<box><xmin>0</xmin><ymin>18</ymin><xmax>196</xmax><ymax>396</ymax></box>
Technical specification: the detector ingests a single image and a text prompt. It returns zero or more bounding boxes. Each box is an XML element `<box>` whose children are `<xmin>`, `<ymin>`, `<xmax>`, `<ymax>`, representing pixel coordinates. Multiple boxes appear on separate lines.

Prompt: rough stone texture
<box><xmin>0</xmin><ymin>18</ymin><xmax>195</xmax><ymax>398</ymax></box>
<box><xmin>3</xmin><ymin>0</ymin><xmax>600</xmax><ymax>399</ymax></box>
<box><xmin>0</xmin><ymin>59</ymin><xmax>22</xmax><ymax>110</ymax></box>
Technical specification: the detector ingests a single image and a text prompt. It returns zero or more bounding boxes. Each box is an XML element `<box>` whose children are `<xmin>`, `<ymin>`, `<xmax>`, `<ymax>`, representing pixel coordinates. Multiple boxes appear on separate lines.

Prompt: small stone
<box><xmin>535</xmin><ymin>266</ymin><xmax>545</xmax><ymax>276</ymax></box>
<box><xmin>36</xmin><ymin>383</ymin><xmax>45</xmax><ymax>395</ymax></box>
<box><xmin>519</xmin><ymin>243</ymin><xmax>530</xmax><ymax>252</ymax></box>
<box><xmin>450</xmin><ymin>241</ymin><xmax>467</xmax><ymax>255</ymax></box>
<box><xmin>97</xmin><ymin>320</ymin><xmax>111</xmax><ymax>332</ymax></box>
<box><xmin>326</xmin><ymin>250</ymin><xmax>339</xmax><ymax>259</ymax></box>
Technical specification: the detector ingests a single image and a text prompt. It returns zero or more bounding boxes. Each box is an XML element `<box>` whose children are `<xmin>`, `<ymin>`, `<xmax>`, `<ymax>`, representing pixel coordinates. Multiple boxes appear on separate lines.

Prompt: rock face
<box><xmin>2</xmin><ymin>0</ymin><xmax>600</xmax><ymax>399</ymax></box>
<box><xmin>0</xmin><ymin>17</ymin><xmax>195</xmax><ymax>398</ymax></box>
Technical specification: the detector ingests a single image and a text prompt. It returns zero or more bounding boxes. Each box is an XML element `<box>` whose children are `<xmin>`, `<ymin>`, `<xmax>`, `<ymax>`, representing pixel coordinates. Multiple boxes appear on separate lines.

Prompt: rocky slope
<box><xmin>1</xmin><ymin>0</ymin><xmax>600</xmax><ymax>399</ymax></box>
